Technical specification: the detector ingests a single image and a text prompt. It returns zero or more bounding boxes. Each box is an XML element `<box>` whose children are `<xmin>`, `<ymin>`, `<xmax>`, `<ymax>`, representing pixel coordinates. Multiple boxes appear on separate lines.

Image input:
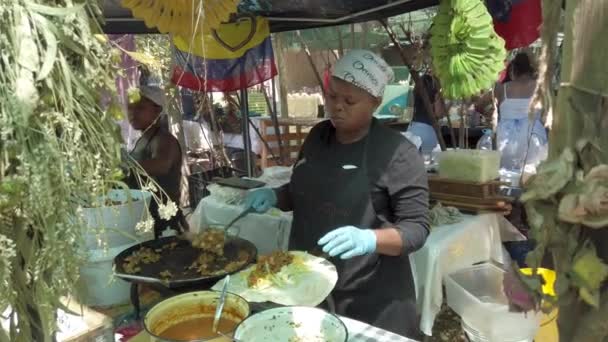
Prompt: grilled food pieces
<box><xmin>123</xmin><ymin>247</ymin><xmax>161</xmax><ymax>274</ymax></box>
<box><xmin>188</xmin><ymin>250</ymin><xmax>249</xmax><ymax>277</ymax></box>
<box><xmin>247</xmin><ymin>251</ymin><xmax>295</xmax><ymax>288</ymax></box>
<box><xmin>191</xmin><ymin>228</ymin><xmax>226</xmax><ymax>256</ymax></box>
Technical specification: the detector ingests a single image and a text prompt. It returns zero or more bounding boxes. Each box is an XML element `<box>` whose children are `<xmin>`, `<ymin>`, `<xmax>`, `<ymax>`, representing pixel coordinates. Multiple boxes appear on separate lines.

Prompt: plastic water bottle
<box><xmin>477</xmin><ymin>129</ymin><xmax>493</xmax><ymax>150</ymax></box>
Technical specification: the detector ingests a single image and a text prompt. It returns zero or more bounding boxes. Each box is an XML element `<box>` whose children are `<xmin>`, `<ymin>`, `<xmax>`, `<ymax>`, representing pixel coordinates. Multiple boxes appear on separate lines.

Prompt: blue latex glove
<box><xmin>318</xmin><ymin>226</ymin><xmax>377</xmax><ymax>260</ymax></box>
<box><xmin>243</xmin><ymin>188</ymin><xmax>277</xmax><ymax>213</ymax></box>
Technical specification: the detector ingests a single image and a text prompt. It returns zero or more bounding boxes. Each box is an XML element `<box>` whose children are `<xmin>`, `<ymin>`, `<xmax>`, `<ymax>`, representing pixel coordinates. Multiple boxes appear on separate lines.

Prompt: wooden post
<box><xmin>261</xmin><ymin>81</ymin><xmax>286</xmax><ymax>164</ymax></box>
<box><xmin>272</xmin><ymin>33</ymin><xmax>290</xmax><ymax>118</ymax></box>
<box><xmin>361</xmin><ymin>22</ymin><xmax>369</xmax><ymax>48</ymax></box>
<box><xmin>381</xmin><ymin>21</ymin><xmax>447</xmax><ymax>150</ymax></box>
<box><xmin>336</xmin><ymin>27</ymin><xmax>344</xmax><ymax>58</ymax></box>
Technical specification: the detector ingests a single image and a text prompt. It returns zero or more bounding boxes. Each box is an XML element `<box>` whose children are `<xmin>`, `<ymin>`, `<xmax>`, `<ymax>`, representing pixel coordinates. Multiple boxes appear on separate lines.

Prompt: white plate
<box><xmin>211</xmin><ymin>251</ymin><xmax>337</xmax><ymax>306</ymax></box>
<box><xmin>234</xmin><ymin>306</ymin><xmax>348</xmax><ymax>342</ymax></box>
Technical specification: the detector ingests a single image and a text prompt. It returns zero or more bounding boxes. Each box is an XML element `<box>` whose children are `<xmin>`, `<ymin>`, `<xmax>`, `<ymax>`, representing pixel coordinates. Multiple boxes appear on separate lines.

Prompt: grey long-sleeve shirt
<box><xmin>275</xmin><ymin>119</ymin><xmax>430</xmax><ymax>255</ymax></box>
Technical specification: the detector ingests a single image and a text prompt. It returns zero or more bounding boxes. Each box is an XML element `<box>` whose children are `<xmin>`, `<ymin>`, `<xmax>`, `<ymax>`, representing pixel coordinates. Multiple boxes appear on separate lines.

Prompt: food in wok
<box><xmin>123</xmin><ymin>229</ymin><xmax>231</xmax><ymax>276</ymax></box>
<box><xmin>159</xmin><ymin>270</ymin><xmax>172</xmax><ymax>280</ymax></box>
<box><xmin>187</xmin><ymin>249</ymin><xmax>250</xmax><ymax>277</ymax></box>
<box><xmin>190</xmin><ymin>228</ymin><xmax>226</xmax><ymax>255</ymax></box>
<box><xmin>122</xmin><ymin>247</ymin><xmax>161</xmax><ymax>274</ymax></box>
<box><xmin>115</xmin><ymin>235</ymin><xmax>257</xmax><ymax>286</ymax></box>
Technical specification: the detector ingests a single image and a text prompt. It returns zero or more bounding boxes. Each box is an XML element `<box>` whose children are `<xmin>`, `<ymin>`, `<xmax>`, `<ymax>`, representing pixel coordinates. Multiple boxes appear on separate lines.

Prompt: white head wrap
<box><xmin>140</xmin><ymin>85</ymin><xmax>166</xmax><ymax>108</ymax></box>
<box><xmin>331</xmin><ymin>49</ymin><xmax>394</xmax><ymax>98</ymax></box>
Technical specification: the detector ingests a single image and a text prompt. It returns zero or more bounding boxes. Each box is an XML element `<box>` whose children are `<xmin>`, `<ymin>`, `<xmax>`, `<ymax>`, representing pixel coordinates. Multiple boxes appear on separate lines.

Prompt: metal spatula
<box><xmin>213</xmin><ymin>275</ymin><xmax>230</xmax><ymax>333</ymax></box>
<box><xmin>182</xmin><ymin>207</ymin><xmax>252</xmax><ymax>244</ymax></box>
<box><xmin>222</xmin><ymin>207</ymin><xmax>254</xmax><ymax>237</ymax></box>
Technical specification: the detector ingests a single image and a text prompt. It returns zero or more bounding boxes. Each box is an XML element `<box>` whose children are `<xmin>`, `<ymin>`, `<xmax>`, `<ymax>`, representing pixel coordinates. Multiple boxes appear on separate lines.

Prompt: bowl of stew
<box><xmin>144</xmin><ymin>290</ymin><xmax>250</xmax><ymax>341</ymax></box>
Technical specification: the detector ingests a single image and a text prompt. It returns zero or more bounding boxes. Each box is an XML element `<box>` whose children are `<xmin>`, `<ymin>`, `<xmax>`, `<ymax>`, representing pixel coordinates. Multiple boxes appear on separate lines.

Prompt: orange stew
<box><xmin>159</xmin><ymin>317</ymin><xmax>238</xmax><ymax>340</ymax></box>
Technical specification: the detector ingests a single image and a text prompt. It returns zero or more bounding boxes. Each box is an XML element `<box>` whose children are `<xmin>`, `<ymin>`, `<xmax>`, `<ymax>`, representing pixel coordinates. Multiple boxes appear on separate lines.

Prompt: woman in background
<box><xmin>408</xmin><ymin>73</ymin><xmax>445</xmax><ymax>153</ymax></box>
<box><xmin>494</xmin><ymin>52</ymin><xmax>547</xmax><ymax>171</ymax></box>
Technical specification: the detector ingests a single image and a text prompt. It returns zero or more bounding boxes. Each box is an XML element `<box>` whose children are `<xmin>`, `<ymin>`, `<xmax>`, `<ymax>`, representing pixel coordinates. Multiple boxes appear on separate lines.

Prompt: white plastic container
<box><xmin>445</xmin><ymin>263</ymin><xmax>540</xmax><ymax>342</ymax></box>
<box><xmin>77</xmin><ymin>242</ymin><xmax>139</xmax><ymax>308</ymax></box>
<box><xmin>81</xmin><ymin>189</ymin><xmax>152</xmax><ymax>249</ymax></box>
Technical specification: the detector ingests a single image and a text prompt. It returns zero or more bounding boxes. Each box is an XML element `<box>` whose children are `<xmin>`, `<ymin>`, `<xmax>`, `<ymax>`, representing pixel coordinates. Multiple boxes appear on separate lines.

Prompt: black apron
<box><xmin>289</xmin><ymin>124</ymin><xmax>421</xmax><ymax>339</ymax></box>
<box><xmin>129</xmin><ymin>126</ymin><xmax>184</xmax><ymax>238</ymax></box>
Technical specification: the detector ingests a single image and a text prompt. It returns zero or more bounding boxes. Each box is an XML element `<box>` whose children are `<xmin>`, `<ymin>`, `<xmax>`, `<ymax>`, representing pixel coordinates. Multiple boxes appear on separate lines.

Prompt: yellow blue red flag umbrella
<box><xmin>171</xmin><ymin>16</ymin><xmax>277</xmax><ymax>92</ymax></box>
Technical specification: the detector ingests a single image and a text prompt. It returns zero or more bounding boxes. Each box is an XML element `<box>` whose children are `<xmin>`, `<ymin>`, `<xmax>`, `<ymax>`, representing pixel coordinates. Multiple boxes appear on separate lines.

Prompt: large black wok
<box><xmin>113</xmin><ymin>235</ymin><xmax>257</xmax><ymax>289</ymax></box>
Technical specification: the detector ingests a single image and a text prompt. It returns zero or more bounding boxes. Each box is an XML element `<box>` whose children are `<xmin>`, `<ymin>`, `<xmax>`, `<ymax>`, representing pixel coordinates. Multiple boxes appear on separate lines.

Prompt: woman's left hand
<box><xmin>318</xmin><ymin>226</ymin><xmax>377</xmax><ymax>260</ymax></box>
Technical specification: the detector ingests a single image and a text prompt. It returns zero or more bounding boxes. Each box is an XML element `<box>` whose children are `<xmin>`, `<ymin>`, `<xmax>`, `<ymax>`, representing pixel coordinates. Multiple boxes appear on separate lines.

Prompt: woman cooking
<box><xmin>126</xmin><ymin>85</ymin><xmax>186</xmax><ymax>238</ymax></box>
<box><xmin>244</xmin><ymin>50</ymin><xmax>429</xmax><ymax>339</ymax></box>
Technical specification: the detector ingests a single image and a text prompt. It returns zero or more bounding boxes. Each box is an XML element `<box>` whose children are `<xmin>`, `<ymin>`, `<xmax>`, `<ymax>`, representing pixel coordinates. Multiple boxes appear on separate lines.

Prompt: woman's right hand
<box><xmin>243</xmin><ymin>188</ymin><xmax>277</xmax><ymax>213</ymax></box>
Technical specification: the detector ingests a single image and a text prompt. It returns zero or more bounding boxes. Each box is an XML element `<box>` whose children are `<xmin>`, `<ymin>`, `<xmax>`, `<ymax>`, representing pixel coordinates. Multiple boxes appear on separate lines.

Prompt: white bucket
<box><xmin>81</xmin><ymin>189</ymin><xmax>152</xmax><ymax>249</ymax></box>
<box><xmin>77</xmin><ymin>241</ymin><xmax>140</xmax><ymax>308</ymax></box>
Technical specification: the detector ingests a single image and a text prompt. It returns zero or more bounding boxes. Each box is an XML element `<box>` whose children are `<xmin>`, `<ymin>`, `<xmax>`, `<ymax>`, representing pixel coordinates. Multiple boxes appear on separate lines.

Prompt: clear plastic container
<box><xmin>438</xmin><ymin>150</ymin><xmax>501</xmax><ymax>183</ymax></box>
<box><xmin>445</xmin><ymin>263</ymin><xmax>540</xmax><ymax>341</ymax></box>
<box><xmin>476</xmin><ymin>129</ymin><xmax>494</xmax><ymax>150</ymax></box>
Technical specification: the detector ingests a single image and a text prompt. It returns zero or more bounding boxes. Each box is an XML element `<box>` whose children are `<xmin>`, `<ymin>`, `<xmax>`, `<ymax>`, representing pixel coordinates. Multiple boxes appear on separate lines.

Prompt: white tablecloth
<box><xmin>341</xmin><ymin>316</ymin><xmax>418</xmax><ymax>342</ymax></box>
<box><xmin>410</xmin><ymin>214</ymin><xmax>526</xmax><ymax>336</ymax></box>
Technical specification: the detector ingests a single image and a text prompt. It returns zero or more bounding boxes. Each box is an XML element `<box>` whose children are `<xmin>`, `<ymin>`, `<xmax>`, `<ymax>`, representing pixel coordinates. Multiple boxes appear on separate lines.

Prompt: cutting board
<box><xmin>428</xmin><ymin>175</ymin><xmax>513</xmax><ymax>213</ymax></box>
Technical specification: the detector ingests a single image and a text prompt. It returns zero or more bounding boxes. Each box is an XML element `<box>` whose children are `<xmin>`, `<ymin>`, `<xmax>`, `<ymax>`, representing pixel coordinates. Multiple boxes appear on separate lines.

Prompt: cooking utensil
<box><xmin>144</xmin><ymin>290</ymin><xmax>250</xmax><ymax>342</ymax></box>
<box><xmin>223</xmin><ymin>207</ymin><xmax>254</xmax><ymax>236</ymax></box>
<box><xmin>113</xmin><ymin>236</ymin><xmax>257</xmax><ymax>289</ymax></box>
<box><xmin>213</xmin><ymin>274</ymin><xmax>230</xmax><ymax>332</ymax></box>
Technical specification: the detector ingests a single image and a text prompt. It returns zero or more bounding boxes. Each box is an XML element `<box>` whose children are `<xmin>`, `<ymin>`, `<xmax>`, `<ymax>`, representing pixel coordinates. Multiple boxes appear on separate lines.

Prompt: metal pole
<box><xmin>240</xmin><ymin>88</ymin><xmax>254</xmax><ymax>177</ymax></box>
<box><xmin>271</xmin><ymin>77</ymin><xmax>278</xmax><ymax>122</ymax></box>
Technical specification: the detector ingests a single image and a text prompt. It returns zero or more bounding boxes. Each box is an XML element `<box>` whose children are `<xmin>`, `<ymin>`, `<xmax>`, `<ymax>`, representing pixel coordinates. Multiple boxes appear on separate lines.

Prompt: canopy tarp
<box><xmin>102</xmin><ymin>0</ymin><xmax>439</xmax><ymax>34</ymax></box>
<box><xmin>282</xmin><ymin>28</ymin><xmax>390</xmax><ymax>51</ymax></box>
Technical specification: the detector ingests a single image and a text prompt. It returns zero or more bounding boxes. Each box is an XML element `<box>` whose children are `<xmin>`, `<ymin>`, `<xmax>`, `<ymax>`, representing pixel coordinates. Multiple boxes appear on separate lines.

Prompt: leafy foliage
<box><xmin>0</xmin><ymin>1</ymin><xmax>124</xmax><ymax>340</ymax></box>
<box><xmin>522</xmin><ymin>147</ymin><xmax>608</xmax><ymax>308</ymax></box>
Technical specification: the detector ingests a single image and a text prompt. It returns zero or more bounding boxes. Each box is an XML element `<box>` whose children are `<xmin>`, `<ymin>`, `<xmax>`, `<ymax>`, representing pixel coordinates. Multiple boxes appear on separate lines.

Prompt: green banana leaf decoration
<box><xmin>430</xmin><ymin>0</ymin><xmax>507</xmax><ymax>99</ymax></box>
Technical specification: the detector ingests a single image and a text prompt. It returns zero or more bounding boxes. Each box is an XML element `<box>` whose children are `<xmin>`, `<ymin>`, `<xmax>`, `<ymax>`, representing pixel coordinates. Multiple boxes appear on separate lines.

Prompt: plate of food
<box><xmin>233</xmin><ymin>306</ymin><xmax>348</xmax><ymax>342</ymax></box>
<box><xmin>211</xmin><ymin>251</ymin><xmax>337</xmax><ymax>306</ymax></box>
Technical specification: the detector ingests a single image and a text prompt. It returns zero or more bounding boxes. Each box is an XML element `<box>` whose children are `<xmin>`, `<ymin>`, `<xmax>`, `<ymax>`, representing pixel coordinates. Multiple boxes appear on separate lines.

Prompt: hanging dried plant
<box><xmin>0</xmin><ymin>1</ymin><xmax>126</xmax><ymax>340</ymax></box>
